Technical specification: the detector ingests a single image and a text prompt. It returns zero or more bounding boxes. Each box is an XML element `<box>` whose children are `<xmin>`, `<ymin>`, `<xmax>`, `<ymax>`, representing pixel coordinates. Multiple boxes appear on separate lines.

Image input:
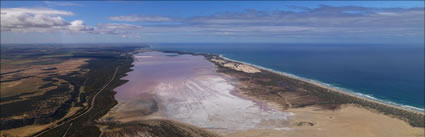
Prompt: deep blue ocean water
<box><xmin>151</xmin><ymin>43</ymin><xmax>424</xmax><ymax>110</ymax></box>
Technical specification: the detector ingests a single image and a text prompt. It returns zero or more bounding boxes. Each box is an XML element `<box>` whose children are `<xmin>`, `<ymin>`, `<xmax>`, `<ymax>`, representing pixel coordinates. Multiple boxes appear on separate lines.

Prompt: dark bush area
<box><xmin>0</xmin><ymin>46</ymin><xmax>143</xmax><ymax>134</ymax></box>
<box><xmin>39</xmin><ymin>47</ymin><xmax>138</xmax><ymax>137</ymax></box>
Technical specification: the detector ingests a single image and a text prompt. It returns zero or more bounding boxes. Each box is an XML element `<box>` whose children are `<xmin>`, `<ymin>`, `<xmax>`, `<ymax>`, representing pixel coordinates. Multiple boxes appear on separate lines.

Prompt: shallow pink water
<box><xmin>105</xmin><ymin>51</ymin><xmax>293</xmax><ymax>131</ymax></box>
<box><xmin>115</xmin><ymin>52</ymin><xmax>216</xmax><ymax>101</ymax></box>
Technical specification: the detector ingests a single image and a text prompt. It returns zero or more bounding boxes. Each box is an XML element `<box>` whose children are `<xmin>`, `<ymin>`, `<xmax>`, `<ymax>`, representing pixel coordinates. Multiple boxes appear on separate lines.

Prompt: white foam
<box><xmin>218</xmin><ymin>55</ymin><xmax>425</xmax><ymax>112</ymax></box>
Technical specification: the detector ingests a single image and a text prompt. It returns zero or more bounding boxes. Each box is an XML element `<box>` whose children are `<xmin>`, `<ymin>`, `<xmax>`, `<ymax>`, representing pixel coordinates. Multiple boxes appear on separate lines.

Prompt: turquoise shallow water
<box><xmin>151</xmin><ymin>43</ymin><xmax>424</xmax><ymax>110</ymax></box>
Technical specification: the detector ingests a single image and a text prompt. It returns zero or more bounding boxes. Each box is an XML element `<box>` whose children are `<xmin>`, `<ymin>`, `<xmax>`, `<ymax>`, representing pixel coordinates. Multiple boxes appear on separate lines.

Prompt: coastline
<box><xmin>94</xmin><ymin>49</ymin><xmax>424</xmax><ymax>137</ymax></box>
<box><xmin>159</xmin><ymin>50</ymin><xmax>424</xmax><ymax>127</ymax></box>
<box><xmin>157</xmin><ymin>47</ymin><xmax>424</xmax><ymax>112</ymax></box>
<box><xmin>218</xmin><ymin>55</ymin><xmax>425</xmax><ymax>113</ymax></box>
<box><xmin>205</xmin><ymin>53</ymin><xmax>424</xmax><ymax>127</ymax></box>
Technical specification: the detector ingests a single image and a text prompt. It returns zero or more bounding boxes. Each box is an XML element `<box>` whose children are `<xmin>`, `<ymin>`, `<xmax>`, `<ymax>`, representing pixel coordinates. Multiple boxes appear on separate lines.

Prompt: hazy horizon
<box><xmin>1</xmin><ymin>1</ymin><xmax>424</xmax><ymax>45</ymax></box>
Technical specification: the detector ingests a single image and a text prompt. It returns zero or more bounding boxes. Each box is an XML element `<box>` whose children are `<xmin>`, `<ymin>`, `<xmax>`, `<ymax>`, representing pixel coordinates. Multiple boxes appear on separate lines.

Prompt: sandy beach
<box><xmin>206</xmin><ymin>54</ymin><xmax>425</xmax><ymax>137</ymax></box>
<box><xmin>226</xmin><ymin>104</ymin><xmax>424</xmax><ymax>137</ymax></box>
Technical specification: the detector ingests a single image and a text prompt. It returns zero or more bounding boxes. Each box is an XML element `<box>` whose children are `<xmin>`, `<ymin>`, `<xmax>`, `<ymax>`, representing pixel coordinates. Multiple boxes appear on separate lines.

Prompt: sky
<box><xmin>1</xmin><ymin>1</ymin><xmax>424</xmax><ymax>44</ymax></box>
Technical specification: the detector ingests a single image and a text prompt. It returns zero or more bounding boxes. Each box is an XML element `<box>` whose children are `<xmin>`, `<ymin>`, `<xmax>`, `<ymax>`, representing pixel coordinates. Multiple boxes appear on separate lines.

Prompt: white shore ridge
<box><xmin>211</xmin><ymin>58</ymin><xmax>261</xmax><ymax>73</ymax></box>
<box><xmin>217</xmin><ymin>55</ymin><xmax>425</xmax><ymax>112</ymax></box>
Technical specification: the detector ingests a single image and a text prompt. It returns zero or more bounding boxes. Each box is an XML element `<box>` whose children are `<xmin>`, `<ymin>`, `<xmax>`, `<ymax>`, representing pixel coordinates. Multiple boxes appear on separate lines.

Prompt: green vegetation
<box><xmin>38</xmin><ymin>46</ymin><xmax>138</xmax><ymax>137</ymax></box>
<box><xmin>0</xmin><ymin>44</ymin><xmax>145</xmax><ymax>137</ymax></box>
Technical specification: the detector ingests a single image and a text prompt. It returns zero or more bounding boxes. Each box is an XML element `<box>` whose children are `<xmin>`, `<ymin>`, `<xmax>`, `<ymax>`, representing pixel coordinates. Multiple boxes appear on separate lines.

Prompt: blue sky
<box><xmin>1</xmin><ymin>1</ymin><xmax>424</xmax><ymax>44</ymax></box>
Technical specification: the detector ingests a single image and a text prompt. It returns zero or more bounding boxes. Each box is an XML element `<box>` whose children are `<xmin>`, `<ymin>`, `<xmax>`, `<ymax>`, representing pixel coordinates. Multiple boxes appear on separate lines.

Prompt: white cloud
<box><xmin>44</xmin><ymin>1</ymin><xmax>83</xmax><ymax>7</ymax></box>
<box><xmin>2</xmin><ymin>5</ymin><xmax>423</xmax><ymax>42</ymax></box>
<box><xmin>68</xmin><ymin>20</ymin><xmax>93</xmax><ymax>32</ymax></box>
<box><xmin>90</xmin><ymin>24</ymin><xmax>143</xmax><ymax>38</ymax></box>
<box><xmin>1</xmin><ymin>8</ymin><xmax>74</xmax><ymax>16</ymax></box>
<box><xmin>1</xmin><ymin>8</ymin><xmax>143</xmax><ymax>37</ymax></box>
<box><xmin>109</xmin><ymin>15</ymin><xmax>173</xmax><ymax>22</ymax></box>
<box><xmin>130</xmin><ymin>6</ymin><xmax>424</xmax><ymax>38</ymax></box>
<box><xmin>1</xmin><ymin>8</ymin><xmax>74</xmax><ymax>32</ymax></box>
<box><xmin>93</xmin><ymin>24</ymin><xmax>143</xmax><ymax>34</ymax></box>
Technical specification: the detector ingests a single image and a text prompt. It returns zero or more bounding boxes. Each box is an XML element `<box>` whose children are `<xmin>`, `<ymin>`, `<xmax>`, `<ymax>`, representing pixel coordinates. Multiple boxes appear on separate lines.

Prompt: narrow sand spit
<box><xmin>101</xmin><ymin>52</ymin><xmax>293</xmax><ymax>134</ymax></box>
<box><xmin>207</xmin><ymin>56</ymin><xmax>425</xmax><ymax>137</ymax></box>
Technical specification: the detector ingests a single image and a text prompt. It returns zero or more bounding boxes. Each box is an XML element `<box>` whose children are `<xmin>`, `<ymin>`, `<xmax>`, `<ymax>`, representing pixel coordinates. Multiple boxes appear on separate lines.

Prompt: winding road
<box><xmin>33</xmin><ymin>67</ymin><xmax>119</xmax><ymax>137</ymax></box>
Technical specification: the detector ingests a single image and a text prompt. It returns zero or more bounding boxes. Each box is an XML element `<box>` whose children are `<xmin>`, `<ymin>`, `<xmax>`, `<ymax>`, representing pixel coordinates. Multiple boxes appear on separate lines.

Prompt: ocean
<box><xmin>151</xmin><ymin>43</ymin><xmax>425</xmax><ymax>110</ymax></box>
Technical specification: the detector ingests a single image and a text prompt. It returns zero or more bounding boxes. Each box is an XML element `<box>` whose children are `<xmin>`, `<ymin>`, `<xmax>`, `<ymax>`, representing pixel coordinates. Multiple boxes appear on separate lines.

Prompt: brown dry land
<box><xmin>1</xmin><ymin>57</ymin><xmax>89</xmax><ymax>136</ymax></box>
<box><xmin>227</xmin><ymin>104</ymin><xmax>424</xmax><ymax>137</ymax></box>
<box><xmin>98</xmin><ymin>119</ymin><xmax>220</xmax><ymax>137</ymax></box>
<box><xmin>1</xmin><ymin>59</ymin><xmax>88</xmax><ymax>98</ymax></box>
<box><xmin>1</xmin><ymin>45</ymin><xmax>147</xmax><ymax>137</ymax></box>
